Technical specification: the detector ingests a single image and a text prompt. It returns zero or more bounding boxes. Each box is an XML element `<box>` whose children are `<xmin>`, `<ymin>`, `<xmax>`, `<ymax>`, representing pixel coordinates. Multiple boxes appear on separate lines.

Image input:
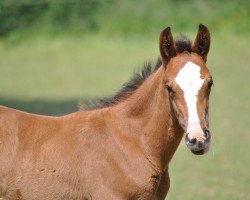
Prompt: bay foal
<box><xmin>0</xmin><ymin>24</ymin><xmax>213</xmax><ymax>199</ymax></box>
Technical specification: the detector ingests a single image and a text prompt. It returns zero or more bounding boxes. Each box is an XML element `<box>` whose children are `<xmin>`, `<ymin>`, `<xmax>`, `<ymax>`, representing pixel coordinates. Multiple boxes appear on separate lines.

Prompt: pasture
<box><xmin>0</xmin><ymin>31</ymin><xmax>249</xmax><ymax>199</ymax></box>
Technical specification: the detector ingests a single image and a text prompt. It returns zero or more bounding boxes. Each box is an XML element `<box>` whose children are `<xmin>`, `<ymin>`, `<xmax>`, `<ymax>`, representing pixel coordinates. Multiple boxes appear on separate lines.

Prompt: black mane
<box><xmin>81</xmin><ymin>36</ymin><xmax>191</xmax><ymax>110</ymax></box>
<box><xmin>175</xmin><ymin>35</ymin><xmax>192</xmax><ymax>53</ymax></box>
<box><xmin>81</xmin><ymin>59</ymin><xmax>162</xmax><ymax>110</ymax></box>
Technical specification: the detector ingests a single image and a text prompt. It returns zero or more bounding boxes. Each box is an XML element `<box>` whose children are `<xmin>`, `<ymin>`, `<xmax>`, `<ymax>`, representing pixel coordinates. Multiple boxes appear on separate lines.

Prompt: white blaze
<box><xmin>175</xmin><ymin>61</ymin><xmax>204</xmax><ymax>139</ymax></box>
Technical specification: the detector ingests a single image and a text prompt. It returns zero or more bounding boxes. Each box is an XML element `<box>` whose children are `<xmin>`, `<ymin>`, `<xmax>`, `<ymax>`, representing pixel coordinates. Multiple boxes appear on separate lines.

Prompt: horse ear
<box><xmin>192</xmin><ymin>24</ymin><xmax>210</xmax><ymax>62</ymax></box>
<box><xmin>159</xmin><ymin>27</ymin><xmax>176</xmax><ymax>66</ymax></box>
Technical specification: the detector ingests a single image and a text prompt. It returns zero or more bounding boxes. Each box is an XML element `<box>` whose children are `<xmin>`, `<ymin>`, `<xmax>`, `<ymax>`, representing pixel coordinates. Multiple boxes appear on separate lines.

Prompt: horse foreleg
<box><xmin>154</xmin><ymin>170</ymin><xmax>170</xmax><ymax>200</ymax></box>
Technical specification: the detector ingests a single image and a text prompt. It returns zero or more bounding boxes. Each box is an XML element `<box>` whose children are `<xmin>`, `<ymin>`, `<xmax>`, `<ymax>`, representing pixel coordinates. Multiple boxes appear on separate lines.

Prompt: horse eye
<box><xmin>208</xmin><ymin>80</ymin><xmax>214</xmax><ymax>90</ymax></box>
<box><xmin>165</xmin><ymin>85</ymin><xmax>174</xmax><ymax>94</ymax></box>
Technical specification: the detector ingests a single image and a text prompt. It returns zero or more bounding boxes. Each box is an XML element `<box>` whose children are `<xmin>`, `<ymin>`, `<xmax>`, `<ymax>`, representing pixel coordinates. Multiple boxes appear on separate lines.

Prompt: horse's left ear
<box><xmin>192</xmin><ymin>24</ymin><xmax>210</xmax><ymax>62</ymax></box>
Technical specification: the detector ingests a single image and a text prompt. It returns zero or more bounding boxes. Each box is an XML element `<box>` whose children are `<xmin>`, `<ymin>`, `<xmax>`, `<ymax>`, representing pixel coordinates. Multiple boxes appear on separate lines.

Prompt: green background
<box><xmin>0</xmin><ymin>0</ymin><xmax>249</xmax><ymax>199</ymax></box>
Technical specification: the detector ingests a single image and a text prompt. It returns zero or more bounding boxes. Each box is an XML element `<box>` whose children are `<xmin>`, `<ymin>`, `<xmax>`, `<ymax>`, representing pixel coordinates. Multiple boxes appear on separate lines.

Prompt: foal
<box><xmin>0</xmin><ymin>24</ymin><xmax>213</xmax><ymax>199</ymax></box>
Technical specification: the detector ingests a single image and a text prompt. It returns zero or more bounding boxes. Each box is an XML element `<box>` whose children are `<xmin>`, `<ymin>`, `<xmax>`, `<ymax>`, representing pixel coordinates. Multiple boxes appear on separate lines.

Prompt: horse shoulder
<box><xmin>82</xmin><ymin>109</ymin><xmax>168</xmax><ymax>199</ymax></box>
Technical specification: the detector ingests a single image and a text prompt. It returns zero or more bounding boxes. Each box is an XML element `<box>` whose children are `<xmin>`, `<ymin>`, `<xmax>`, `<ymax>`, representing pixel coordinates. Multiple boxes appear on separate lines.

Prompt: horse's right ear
<box><xmin>159</xmin><ymin>27</ymin><xmax>176</xmax><ymax>66</ymax></box>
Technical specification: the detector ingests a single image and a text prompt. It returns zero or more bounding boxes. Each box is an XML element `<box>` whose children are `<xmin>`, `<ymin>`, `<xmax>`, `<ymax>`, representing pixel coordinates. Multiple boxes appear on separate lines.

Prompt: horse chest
<box><xmin>87</xmin><ymin>164</ymin><xmax>164</xmax><ymax>200</ymax></box>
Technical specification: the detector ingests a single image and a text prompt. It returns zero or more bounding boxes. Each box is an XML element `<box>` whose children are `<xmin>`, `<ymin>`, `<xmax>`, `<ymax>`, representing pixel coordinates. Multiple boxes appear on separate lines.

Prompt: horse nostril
<box><xmin>204</xmin><ymin>129</ymin><xmax>210</xmax><ymax>139</ymax></box>
<box><xmin>189</xmin><ymin>138</ymin><xmax>197</xmax><ymax>144</ymax></box>
<box><xmin>198</xmin><ymin>141</ymin><xmax>203</xmax><ymax>148</ymax></box>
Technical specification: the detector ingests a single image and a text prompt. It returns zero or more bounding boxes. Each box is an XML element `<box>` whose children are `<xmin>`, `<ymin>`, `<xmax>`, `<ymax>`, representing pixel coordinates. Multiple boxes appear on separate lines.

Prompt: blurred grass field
<box><xmin>0</xmin><ymin>0</ymin><xmax>249</xmax><ymax>199</ymax></box>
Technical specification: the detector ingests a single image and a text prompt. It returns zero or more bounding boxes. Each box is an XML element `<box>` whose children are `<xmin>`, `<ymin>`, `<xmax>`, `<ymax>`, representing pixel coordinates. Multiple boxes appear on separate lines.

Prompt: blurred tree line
<box><xmin>0</xmin><ymin>0</ymin><xmax>249</xmax><ymax>37</ymax></box>
<box><xmin>0</xmin><ymin>0</ymin><xmax>103</xmax><ymax>36</ymax></box>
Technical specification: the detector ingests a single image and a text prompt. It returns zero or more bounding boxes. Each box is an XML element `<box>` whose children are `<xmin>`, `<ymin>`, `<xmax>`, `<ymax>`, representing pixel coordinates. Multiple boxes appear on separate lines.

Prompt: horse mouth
<box><xmin>190</xmin><ymin>148</ymin><xmax>208</xmax><ymax>155</ymax></box>
<box><xmin>188</xmin><ymin>143</ymin><xmax>210</xmax><ymax>155</ymax></box>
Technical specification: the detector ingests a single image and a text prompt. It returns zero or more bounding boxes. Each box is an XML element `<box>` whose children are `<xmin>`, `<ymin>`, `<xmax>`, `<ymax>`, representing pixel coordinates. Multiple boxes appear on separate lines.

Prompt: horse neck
<box><xmin>115</xmin><ymin>66</ymin><xmax>184</xmax><ymax>171</ymax></box>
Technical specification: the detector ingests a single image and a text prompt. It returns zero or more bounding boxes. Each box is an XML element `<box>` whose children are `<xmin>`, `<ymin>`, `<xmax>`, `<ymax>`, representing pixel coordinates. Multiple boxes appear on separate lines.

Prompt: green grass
<box><xmin>0</xmin><ymin>32</ymin><xmax>249</xmax><ymax>199</ymax></box>
<box><xmin>0</xmin><ymin>34</ymin><xmax>158</xmax><ymax>99</ymax></box>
